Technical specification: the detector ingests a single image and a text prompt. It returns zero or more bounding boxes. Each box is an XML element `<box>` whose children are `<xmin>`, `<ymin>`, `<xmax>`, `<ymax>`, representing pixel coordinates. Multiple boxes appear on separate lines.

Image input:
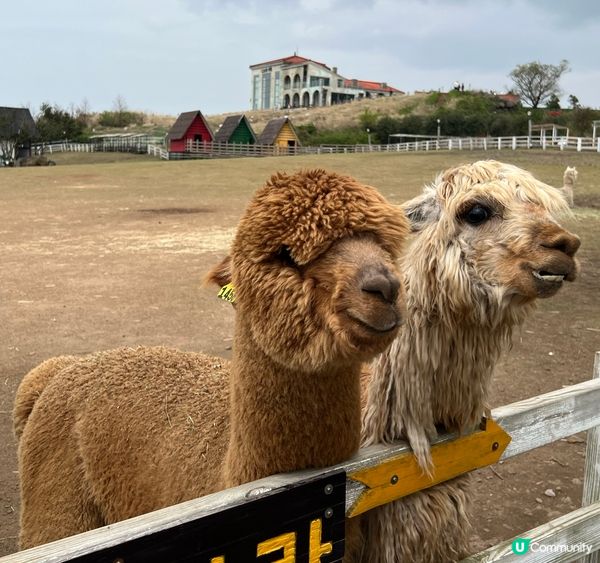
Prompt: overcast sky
<box><xmin>2</xmin><ymin>0</ymin><xmax>599</xmax><ymax>117</ymax></box>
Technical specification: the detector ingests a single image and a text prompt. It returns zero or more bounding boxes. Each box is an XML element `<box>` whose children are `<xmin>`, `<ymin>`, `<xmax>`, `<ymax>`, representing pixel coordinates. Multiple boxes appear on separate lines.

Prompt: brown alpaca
<box><xmin>359</xmin><ymin>160</ymin><xmax>580</xmax><ymax>562</ymax></box>
<box><xmin>15</xmin><ymin>169</ymin><xmax>409</xmax><ymax>550</ymax></box>
<box><xmin>560</xmin><ymin>165</ymin><xmax>578</xmax><ymax>207</ymax></box>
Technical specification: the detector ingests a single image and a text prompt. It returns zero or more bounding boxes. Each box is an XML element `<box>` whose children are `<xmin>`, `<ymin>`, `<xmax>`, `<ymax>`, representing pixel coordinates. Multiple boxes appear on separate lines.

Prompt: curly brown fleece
<box><xmin>15</xmin><ymin>169</ymin><xmax>408</xmax><ymax>551</ymax></box>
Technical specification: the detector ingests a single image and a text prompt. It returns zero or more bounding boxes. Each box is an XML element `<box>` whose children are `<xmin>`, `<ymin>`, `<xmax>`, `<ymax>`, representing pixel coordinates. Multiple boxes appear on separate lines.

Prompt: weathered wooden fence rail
<box><xmin>2</xmin><ymin>353</ymin><xmax>599</xmax><ymax>562</ymax></box>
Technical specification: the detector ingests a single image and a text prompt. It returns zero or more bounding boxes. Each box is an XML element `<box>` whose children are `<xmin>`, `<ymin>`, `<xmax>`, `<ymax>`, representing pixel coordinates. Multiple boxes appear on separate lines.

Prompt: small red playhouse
<box><xmin>167</xmin><ymin>110</ymin><xmax>214</xmax><ymax>152</ymax></box>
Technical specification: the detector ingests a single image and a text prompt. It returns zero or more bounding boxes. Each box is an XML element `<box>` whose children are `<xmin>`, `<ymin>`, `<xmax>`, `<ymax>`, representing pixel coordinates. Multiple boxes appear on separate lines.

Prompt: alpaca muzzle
<box><xmin>345</xmin><ymin>266</ymin><xmax>404</xmax><ymax>333</ymax></box>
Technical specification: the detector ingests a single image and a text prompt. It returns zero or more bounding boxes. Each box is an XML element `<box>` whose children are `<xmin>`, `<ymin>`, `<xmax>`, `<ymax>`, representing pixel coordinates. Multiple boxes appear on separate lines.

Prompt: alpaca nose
<box><xmin>541</xmin><ymin>231</ymin><xmax>581</xmax><ymax>257</ymax></box>
<box><xmin>360</xmin><ymin>267</ymin><xmax>400</xmax><ymax>304</ymax></box>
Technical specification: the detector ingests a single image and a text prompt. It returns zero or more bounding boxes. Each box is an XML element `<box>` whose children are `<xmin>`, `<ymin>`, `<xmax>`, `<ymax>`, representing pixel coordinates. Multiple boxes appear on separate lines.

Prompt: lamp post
<box><xmin>437</xmin><ymin>118</ymin><xmax>441</xmax><ymax>139</ymax></box>
<box><xmin>527</xmin><ymin>111</ymin><xmax>532</xmax><ymax>139</ymax></box>
<box><xmin>366</xmin><ymin>128</ymin><xmax>371</xmax><ymax>146</ymax></box>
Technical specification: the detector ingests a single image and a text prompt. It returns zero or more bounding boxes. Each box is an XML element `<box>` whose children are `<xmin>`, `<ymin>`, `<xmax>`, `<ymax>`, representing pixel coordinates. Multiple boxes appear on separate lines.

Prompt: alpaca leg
<box><xmin>19</xmin><ymin>469</ymin><xmax>103</xmax><ymax>549</ymax></box>
<box><xmin>344</xmin><ymin>516</ymin><xmax>364</xmax><ymax>562</ymax></box>
<box><xmin>360</xmin><ymin>476</ymin><xmax>472</xmax><ymax>563</ymax></box>
<box><xmin>18</xmin><ymin>406</ymin><xmax>104</xmax><ymax>547</ymax></box>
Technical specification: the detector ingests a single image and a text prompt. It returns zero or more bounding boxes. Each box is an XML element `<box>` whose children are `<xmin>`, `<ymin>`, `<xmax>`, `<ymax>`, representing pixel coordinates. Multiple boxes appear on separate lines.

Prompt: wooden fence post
<box><xmin>582</xmin><ymin>352</ymin><xmax>600</xmax><ymax>563</ymax></box>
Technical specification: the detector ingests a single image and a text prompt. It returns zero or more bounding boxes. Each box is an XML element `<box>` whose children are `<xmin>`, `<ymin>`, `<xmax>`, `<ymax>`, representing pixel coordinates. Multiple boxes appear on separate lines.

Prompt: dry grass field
<box><xmin>1</xmin><ymin>149</ymin><xmax>599</xmax><ymax>557</ymax></box>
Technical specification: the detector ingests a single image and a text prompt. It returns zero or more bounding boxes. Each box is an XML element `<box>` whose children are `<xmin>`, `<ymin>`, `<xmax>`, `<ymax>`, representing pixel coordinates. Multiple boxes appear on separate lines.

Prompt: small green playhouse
<box><xmin>213</xmin><ymin>114</ymin><xmax>257</xmax><ymax>144</ymax></box>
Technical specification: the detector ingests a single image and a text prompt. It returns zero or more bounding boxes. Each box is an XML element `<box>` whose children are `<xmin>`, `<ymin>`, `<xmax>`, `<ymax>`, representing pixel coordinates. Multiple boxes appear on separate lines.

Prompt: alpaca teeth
<box><xmin>533</xmin><ymin>271</ymin><xmax>564</xmax><ymax>282</ymax></box>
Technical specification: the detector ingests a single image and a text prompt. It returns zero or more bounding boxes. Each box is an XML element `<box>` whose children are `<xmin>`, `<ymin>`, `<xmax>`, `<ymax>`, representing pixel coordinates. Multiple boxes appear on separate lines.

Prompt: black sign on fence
<box><xmin>70</xmin><ymin>471</ymin><xmax>346</xmax><ymax>563</ymax></box>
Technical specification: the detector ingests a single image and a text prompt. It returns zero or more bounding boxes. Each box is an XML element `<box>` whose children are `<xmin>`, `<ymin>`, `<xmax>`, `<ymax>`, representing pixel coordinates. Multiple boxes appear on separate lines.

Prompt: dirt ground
<box><xmin>1</xmin><ymin>150</ymin><xmax>599</xmax><ymax>557</ymax></box>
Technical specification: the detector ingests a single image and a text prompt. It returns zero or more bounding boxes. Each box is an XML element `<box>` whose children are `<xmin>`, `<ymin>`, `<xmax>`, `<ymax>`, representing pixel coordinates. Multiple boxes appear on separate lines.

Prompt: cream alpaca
<box><xmin>360</xmin><ymin>160</ymin><xmax>580</xmax><ymax>562</ymax></box>
<box><xmin>560</xmin><ymin>165</ymin><xmax>578</xmax><ymax>207</ymax></box>
<box><xmin>15</xmin><ymin>169</ymin><xmax>409</xmax><ymax>550</ymax></box>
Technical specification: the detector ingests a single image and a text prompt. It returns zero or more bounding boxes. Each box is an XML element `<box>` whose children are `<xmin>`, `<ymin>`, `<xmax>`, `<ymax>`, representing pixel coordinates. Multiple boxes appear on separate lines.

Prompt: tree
<box><xmin>36</xmin><ymin>103</ymin><xmax>85</xmax><ymax>142</ymax></box>
<box><xmin>75</xmin><ymin>98</ymin><xmax>92</xmax><ymax>127</ymax></box>
<box><xmin>546</xmin><ymin>94</ymin><xmax>561</xmax><ymax>110</ymax></box>
<box><xmin>568</xmin><ymin>94</ymin><xmax>581</xmax><ymax>110</ymax></box>
<box><xmin>113</xmin><ymin>95</ymin><xmax>128</xmax><ymax>127</ymax></box>
<box><xmin>0</xmin><ymin>121</ymin><xmax>30</xmax><ymax>166</ymax></box>
<box><xmin>509</xmin><ymin>60</ymin><xmax>570</xmax><ymax>108</ymax></box>
<box><xmin>0</xmin><ymin>108</ymin><xmax>37</xmax><ymax>166</ymax></box>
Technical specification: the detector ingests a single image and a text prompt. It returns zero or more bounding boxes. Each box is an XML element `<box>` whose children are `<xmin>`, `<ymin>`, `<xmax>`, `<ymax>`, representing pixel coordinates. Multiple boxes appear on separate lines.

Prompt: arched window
<box><xmin>293</xmin><ymin>74</ymin><xmax>301</xmax><ymax>89</ymax></box>
<box><xmin>284</xmin><ymin>76</ymin><xmax>291</xmax><ymax>90</ymax></box>
<box><xmin>283</xmin><ymin>94</ymin><xmax>291</xmax><ymax>108</ymax></box>
<box><xmin>302</xmin><ymin>92</ymin><xmax>310</xmax><ymax>107</ymax></box>
<box><xmin>292</xmin><ymin>93</ymin><xmax>300</xmax><ymax>108</ymax></box>
<box><xmin>312</xmin><ymin>91</ymin><xmax>320</xmax><ymax>107</ymax></box>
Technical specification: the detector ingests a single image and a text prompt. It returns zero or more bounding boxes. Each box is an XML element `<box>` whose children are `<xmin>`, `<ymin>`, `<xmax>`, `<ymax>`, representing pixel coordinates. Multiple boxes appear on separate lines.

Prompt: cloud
<box><xmin>1</xmin><ymin>0</ymin><xmax>599</xmax><ymax>114</ymax></box>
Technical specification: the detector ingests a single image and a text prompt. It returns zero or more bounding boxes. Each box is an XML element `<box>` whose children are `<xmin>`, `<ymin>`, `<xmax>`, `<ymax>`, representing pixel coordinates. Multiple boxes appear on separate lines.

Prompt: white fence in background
<box><xmin>147</xmin><ymin>135</ymin><xmax>600</xmax><ymax>161</ymax></box>
<box><xmin>32</xmin><ymin>135</ymin><xmax>165</xmax><ymax>156</ymax></box>
<box><xmin>27</xmin><ymin>135</ymin><xmax>600</xmax><ymax>162</ymax></box>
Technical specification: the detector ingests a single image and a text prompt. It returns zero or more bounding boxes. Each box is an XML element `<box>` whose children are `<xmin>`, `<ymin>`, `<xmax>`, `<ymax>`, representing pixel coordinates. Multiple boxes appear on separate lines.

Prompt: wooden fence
<box><xmin>2</xmin><ymin>352</ymin><xmax>599</xmax><ymax>562</ymax></box>
<box><xmin>145</xmin><ymin>135</ymin><xmax>600</xmax><ymax>161</ymax></box>
<box><xmin>28</xmin><ymin>134</ymin><xmax>600</xmax><ymax>162</ymax></box>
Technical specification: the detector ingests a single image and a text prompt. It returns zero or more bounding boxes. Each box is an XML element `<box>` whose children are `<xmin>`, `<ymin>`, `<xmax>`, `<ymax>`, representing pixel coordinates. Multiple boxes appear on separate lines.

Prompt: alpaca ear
<box><xmin>204</xmin><ymin>255</ymin><xmax>232</xmax><ymax>287</ymax></box>
<box><xmin>401</xmin><ymin>192</ymin><xmax>440</xmax><ymax>232</ymax></box>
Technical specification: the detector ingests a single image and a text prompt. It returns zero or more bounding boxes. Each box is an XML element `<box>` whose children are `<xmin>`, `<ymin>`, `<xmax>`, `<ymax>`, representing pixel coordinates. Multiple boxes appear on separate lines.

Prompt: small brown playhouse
<box><xmin>257</xmin><ymin>117</ymin><xmax>300</xmax><ymax>148</ymax></box>
<box><xmin>167</xmin><ymin>110</ymin><xmax>213</xmax><ymax>152</ymax></box>
<box><xmin>214</xmin><ymin>115</ymin><xmax>257</xmax><ymax>145</ymax></box>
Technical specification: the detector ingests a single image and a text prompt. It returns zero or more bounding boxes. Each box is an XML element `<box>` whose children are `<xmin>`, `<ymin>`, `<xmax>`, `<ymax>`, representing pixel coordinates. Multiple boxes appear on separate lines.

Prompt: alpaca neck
<box><xmin>223</xmin><ymin>319</ymin><xmax>362</xmax><ymax>487</ymax></box>
<box><xmin>364</xmin><ymin>267</ymin><xmax>532</xmax><ymax>451</ymax></box>
<box><xmin>563</xmin><ymin>174</ymin><xmax>576</xmax><ymax>189</ymax></box>
<box><xmin>405</xmin><ymin>308</ymin><xmax>512</xmax><ymax>430</ymax></box>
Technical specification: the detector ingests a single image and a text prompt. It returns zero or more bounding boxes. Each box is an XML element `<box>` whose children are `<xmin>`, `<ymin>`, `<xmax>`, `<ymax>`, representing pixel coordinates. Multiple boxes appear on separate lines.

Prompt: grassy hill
<box><xmin>205</xmin><ymin>93</ymin><xmax>428</xmax><ymax>136</ymax></box>
<box><xmin>83</xmin><ymin>91</ymin><xmax>600</xmax><ymax>142</ymax></box>
<box><xmin>87</xmin><ymin>93</ymin><xmax>429</xmax><ymax>139</ymax></box>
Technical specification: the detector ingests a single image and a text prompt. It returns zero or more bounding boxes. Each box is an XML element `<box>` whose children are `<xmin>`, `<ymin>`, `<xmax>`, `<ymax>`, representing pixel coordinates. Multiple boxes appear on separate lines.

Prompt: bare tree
<box><xmin>113</xmin><ymin>95</ymin><xmax>128</xmax><ymax>113</ymax></box>
<box><xmin>0</xmin><ymin>114</ymin><xmax>33</xmax><ymax>166</ymax></box>
<box><xmin>112</xmin><ymin>95</ymin><xmax>129</xmax><ymax>127</ymax></box>
<box><xmin>509</xmin><ymin>60</ymin><xmax>570</xmax><ymax>108</ymax></box>
<box><xmin>75</xmin><ymin>98</ymin><xmax>92</xmax><ymax>126</ymax></box>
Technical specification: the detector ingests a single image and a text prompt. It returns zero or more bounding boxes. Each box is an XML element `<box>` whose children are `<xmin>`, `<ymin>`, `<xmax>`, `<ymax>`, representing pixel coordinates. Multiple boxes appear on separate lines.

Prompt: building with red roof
<box><xmin>249</xmin><ymin>54</ymin><xmax>403</xmax><ymax>110</ymax></box>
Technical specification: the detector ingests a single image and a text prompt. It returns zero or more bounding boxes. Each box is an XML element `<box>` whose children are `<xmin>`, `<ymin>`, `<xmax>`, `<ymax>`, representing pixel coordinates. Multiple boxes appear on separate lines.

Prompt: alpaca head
<box><xmin>403</xmin><ymin>160</ymin><xmax>580</xmax><ymax>324</ymax></box>
<box><xmin>207</xmin><ymin>169</ymin><xmax>409</xmax><ymax>370</ymax></box>
<box><xmin>564</xmin><ymin>166</ymin><xmax>578</xmax><ymax>186</ymax></box>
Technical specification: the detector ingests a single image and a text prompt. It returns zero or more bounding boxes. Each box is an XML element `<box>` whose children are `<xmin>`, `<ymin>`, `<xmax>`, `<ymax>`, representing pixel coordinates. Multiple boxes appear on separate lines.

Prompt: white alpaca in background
<box><xmin>561</xmin><ymin>166</ymin><xmax>578</xmax><ymax>207</ymax></box>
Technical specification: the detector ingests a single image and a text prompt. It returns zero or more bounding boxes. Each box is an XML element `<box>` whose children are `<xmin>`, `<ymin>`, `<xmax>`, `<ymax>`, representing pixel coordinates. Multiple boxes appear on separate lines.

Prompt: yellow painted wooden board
<box><xmin>348</xmin><ymin>419</ymin><xmax>511</xmax><ymax>517</ymax></box>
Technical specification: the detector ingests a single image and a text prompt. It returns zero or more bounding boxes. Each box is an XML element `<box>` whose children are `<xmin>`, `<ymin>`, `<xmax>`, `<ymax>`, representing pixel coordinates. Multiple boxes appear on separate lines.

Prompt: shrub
<box><xmin>358</xmin><ymin>108</ymin><xmax>380</xmax><ymax>130</ymax></box>
<box><xmin>296</xmin><ymin>124</ymin><xmax>368</xmax><ymax>145</ymax></box>
<box><xmin>97</xmin><ymin>111</ymin><xmax>145</xmax><ymax>128</ymax></box>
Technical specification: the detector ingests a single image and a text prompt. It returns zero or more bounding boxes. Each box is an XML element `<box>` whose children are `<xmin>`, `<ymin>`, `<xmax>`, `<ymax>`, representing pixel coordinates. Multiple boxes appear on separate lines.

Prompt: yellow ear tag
<box><xmin>218</xmin><ymin>283</ymin><xmax>235</xmax><ymax>304</ymax></box>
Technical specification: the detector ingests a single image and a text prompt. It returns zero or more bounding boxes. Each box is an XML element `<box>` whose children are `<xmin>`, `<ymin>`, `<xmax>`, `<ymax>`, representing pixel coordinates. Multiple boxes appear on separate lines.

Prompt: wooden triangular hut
<box><xmin>257</xmin><ymin>117</ymin><xmax>300</xmax><ymax>148</ymax></box>
<box><xmin>167</xmin><ymin>110</ymin><xmax>213</xmax><ymax>152</ymax></box>
<box><xmin>214</xmin><ymin>115</ymin><xmax>257</xmax><ymax>144</ymax></box>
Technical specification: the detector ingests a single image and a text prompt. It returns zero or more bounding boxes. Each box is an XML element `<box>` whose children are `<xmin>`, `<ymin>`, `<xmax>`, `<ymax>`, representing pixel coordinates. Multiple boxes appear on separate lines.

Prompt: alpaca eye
<box><xmin>463</xmin><ymin>205</ymin><xmax>491</xmax><ymax>225</ymax></box>
<box><xmin>276</xmin><ymin>246</ymin><xmax>296</xmax><ymax>267</ymax></box>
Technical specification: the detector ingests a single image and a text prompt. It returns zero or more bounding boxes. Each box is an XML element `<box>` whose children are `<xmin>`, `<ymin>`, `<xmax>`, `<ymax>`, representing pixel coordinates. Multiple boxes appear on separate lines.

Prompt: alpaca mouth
<box><xmin>346</xmin><ymin>311</ymin><xmax>401</xmax><ymax>333</ymax></box>
<box><xmin>532</xmin><ymin>270</ymin><xmax>566</xmax><ymax>284</ymax></box>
